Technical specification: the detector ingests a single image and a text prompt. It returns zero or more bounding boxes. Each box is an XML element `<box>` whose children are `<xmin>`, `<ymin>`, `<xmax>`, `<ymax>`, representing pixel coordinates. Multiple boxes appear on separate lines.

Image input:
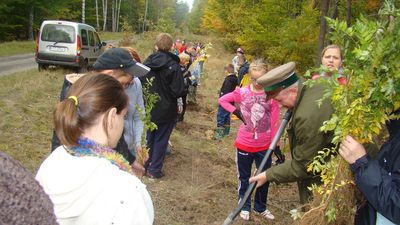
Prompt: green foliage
<box><xmin>153</xmin><ymin>7</ymin><xmax>176</xmax><ymax>34</ymax></box>
<box><xmin>188</xmin><ymin>0</ymin><xmax>207</xmax><ymax>34</ymax></box>
<box><xmin>174</xmin><ymin>1</ymin><xmax>190</xmax><ymax>29</ymax></box>
<box><xmin>199</xmin><ymin>0</ymin><xmax>387</xmax><ymax>71</ymax></box>
<box><xmin>153</xmin><ymin>19</ymin><xmax>175</xmax><ymax>34</ymax></box>
<box><xmin>119</xmin><ymin>17</ymin><xmax>134</xmax><ymax>46</ymax></box>
<box><xmin>0</xmin><ymin>0</ymin><xmax>189</xmax><ymax>41</ymax></box>
<box><xmin>136</xmin><ymin>77</ymin><xmax>160</xmax><ymax>137</ymax></box>
<box><xmin>135</xmin><ymin>76</ymin><xmax>159</xmax><ymax>165</ymax></box>
<box><xmin>201</xmin><ymin>0</ymin><xmax>320</xmax><ymax>71</ymax></box>
<box><xmin>305</xmin><ymin>1</ymin><xmax>400</xmax><ymax>223</ymax></box>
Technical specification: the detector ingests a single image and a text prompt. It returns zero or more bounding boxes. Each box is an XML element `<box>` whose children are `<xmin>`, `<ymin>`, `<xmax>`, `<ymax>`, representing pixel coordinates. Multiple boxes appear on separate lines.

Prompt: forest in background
<box><xmin>0</xmin><ymin>0</ymin><xmax>385</xmax><ymax>69</ymax></box>
<box><xmin>0</xmin><ymin>0</ymin><xmax>190</xmax><ymax>41</ymax></box>
<box><xmin>1</xmin><ymin>1</ymin><xmax>399</xmax><ymax>224</ymax></box>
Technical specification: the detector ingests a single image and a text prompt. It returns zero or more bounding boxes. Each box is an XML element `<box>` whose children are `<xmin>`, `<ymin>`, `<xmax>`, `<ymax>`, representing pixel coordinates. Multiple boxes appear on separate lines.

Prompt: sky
<box><xmin>180</xmin><ymin>0</ymin><xmax>194</xmax><ymax>12</ymax></box>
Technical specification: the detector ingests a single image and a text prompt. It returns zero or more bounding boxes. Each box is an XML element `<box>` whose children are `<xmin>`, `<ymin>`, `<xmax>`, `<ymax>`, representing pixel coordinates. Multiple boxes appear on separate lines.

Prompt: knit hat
<box><xmin>0</xmin><ymin>151</ymin><xmax>57</xmax><ymax>225</ymax></box>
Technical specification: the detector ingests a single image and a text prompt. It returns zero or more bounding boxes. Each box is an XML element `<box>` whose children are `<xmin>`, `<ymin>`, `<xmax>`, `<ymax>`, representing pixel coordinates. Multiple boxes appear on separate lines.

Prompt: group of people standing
<box><xmin>0</xmin><ymin>33</ymin><xmax>208</xmax><ymax>224</ymax></box>
<box><xmin>0</xmin><ymin>34</ymin><xmax>398</xmax><ymax>225</ymax></box>
<box><xmin>141</xmin><ymin>35</ymin><xmax>206</xmax><ymax>179</ymax></box>
<box><xmin>215</xmin><ymin>45</ymin><xmax>399</xmax><ymax>225</ymax></box>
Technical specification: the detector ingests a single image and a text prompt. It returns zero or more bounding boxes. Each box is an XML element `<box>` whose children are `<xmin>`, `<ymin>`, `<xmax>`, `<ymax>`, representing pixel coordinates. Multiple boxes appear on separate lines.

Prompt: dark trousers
<box><xmin>237</xmin><ymin>149</ymin><xmax>272</xmax><ymax>212</ymax></box>
<box><xmin>216</xmin><ymin>105</ymin><xmax>231</xmax><ymax>127</ymax></box>
<box><xmin>145</xmin><ymin>122</ymin><xmax>175</xmax><ymax>174</ymax></box>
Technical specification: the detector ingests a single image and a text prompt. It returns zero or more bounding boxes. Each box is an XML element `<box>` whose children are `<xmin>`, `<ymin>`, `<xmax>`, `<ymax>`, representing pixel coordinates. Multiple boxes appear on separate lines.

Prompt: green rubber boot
<box><xmin>214</xmin><ymin>127</ymin><xmax>225</xmax><ymax>139</ymax></box>
<box><xmin>224</xmin><ymin>126</ymin><xmax>230</xmax><ymax>136</ymax></box>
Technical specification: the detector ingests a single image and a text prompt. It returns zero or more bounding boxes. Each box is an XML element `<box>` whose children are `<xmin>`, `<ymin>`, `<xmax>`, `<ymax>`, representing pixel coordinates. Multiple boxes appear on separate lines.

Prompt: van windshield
<box><xmin>41</xmin><ymin>24</ymin><xmax>75</xmax><ymax>43</ymax></box>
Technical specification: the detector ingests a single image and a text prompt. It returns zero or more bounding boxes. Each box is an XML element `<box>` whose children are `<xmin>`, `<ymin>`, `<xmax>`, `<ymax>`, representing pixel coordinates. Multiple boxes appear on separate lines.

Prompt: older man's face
<box><xmin>272</xmin><ymin>87</ymin><xmax>297</xmax><ymax>108</ymax></box>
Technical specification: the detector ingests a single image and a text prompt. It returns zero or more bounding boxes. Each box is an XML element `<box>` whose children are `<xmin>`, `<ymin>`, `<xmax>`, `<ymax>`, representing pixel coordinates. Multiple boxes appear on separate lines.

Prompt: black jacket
<box><xmin>219</xmin><ymin>73</ymin><xmax>237</xmax><ymax>97</ymax></box>
<box><xmin>142</xmin><ymin>51</ymin><xmax>185</xmax><ymax>123</ymax></box>
<box><xmin>181</xmin><ymin>67</ymin><xmax>192</xmax><ymax>94</ymax></box>
<box><xmin>353</xmin><ymin>111</ymin><xmax>400</xmax><ymax>225</ymax></box>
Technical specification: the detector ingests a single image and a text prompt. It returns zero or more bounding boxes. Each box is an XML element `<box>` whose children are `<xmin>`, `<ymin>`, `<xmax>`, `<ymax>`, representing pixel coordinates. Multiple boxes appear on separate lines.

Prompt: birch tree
<box><xmin>95</xmin><ymin>0</ymin><xmax>100</xmax><ymax>30</ymax></box>
<box><xmin>28</xmin><ymin>3</ymin><xmax>34</xmax><ymax>41</ymax></box>
<box><xmin>112</xmin><ymin>0</ymin><xmax>115</xmax><ymax>31</ymax></box>
<box><xmin>143</xmin><ymin>0</ymin><xmax>149</xmax><ymax>32</ymax></box>
<box><xmin>102</xmin><ymin>0</ymin><xmax>108</xmax><ymax>31</ymax></box>
<box><xmin>111</xmin><ymin>0</ymin><xmax>122</xmax><ymax>32</ymax></box>
<box><xmin>82</xmin><ymin>0</ymin><xmax>85</xmax><ymax>23</ymax></box>
<box><xmin>116</xmin><ymin>0</ymin><xmax>122</xmax><ymax>31</ymax></box>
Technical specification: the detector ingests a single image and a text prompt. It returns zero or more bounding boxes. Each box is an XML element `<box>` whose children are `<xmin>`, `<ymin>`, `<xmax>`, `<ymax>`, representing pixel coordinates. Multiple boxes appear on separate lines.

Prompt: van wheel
<box><xmin>78</xmin><ymin>60</ymin><xmax>88</xmax><ymax>73</ymax></box>
<box><xmin>38</xmin><ymin>64</ymin><xmax>48</xmax><ymax>71</ymax></box>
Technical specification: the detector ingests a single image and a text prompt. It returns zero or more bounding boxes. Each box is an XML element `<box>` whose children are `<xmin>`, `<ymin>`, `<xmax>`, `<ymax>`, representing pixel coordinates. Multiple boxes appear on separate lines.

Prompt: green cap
<box><xmin>257</xmin><ymin>62</ymin><xmax>298</xmax><ymax>92</ymax></box>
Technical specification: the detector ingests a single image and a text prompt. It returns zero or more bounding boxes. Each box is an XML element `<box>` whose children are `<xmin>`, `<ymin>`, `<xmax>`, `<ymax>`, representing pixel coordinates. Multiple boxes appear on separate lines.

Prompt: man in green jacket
<box><xmin>250</xmin><ymin>62</ymin><xmax>334</xmax><ymax>205</ymax></box>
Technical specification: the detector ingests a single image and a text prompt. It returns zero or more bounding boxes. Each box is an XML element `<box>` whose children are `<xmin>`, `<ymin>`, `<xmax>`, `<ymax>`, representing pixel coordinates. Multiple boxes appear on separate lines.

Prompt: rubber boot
<box><xmin>214</xmin><ymin>127</ymin><xmax>225</xmax><ymax>139</ymax></box>
<box><xmin>224</xmin><ymin>126</ymin><xmax>230</xmax><ymax>136</ymax></box>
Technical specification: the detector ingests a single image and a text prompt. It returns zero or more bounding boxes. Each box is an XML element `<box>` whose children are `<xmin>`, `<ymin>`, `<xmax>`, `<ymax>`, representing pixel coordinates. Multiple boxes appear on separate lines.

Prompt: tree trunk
<box><xmin>28</xmin><ymin>3</ymin><xmax>34</xmax><ymax>41</ymax></box>
<box><xmin>331</xmin><ymin>0</ymin><xmax>339</xmax><ymax>19</ymax></box>
<box><xmin>346</xmin><ymin>0</ymin><xmax>352</xmax><ymax>27</ymax></box>
<box><xmin>316</xmin><ymin>0</ymin><xmax>330</xmax><ymax>66</ymax></box>
<box><xmin>111</xmin><ymin>0</ymin><xmax>115</xmax><ymax>32</ymax></box>
<box><xmin>325</xmin><ymin>0</ymin><xmax>339</xmax><ymax>45</ymax></box>
<box><xmin>116</xmin><ymin>0</ymin><xmax>122</xmax><ymax>31</ymax></box>
<box><xmin>157</xmin><ymin>0</ymin><xmax>161</xmax><ymax>22</ymax></box>
<box><xmin>143</xmin><ymin>0</ymin><xmax>149</xmax><ymax>32</ymax></box>
<box><xmin>82</xmin><ymin>0</ymin><xmax>85</xmax><ymax>23</ymax></box>
<box><xmin>102</xmin><ymin>0</ymin><xmax>108</xmax><ymax>31</ymax></box>
<box><xmin>95</xmin><ymin>0</ymin><xmax>100</xmax><ymax>30</ymax></box>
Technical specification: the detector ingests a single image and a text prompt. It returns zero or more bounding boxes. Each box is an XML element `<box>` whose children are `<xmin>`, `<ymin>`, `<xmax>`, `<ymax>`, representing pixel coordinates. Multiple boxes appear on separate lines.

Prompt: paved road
<box><xmin>0</xmin><ymin>53</ymin><xmax>36</xmax><ymax>76</ymax></box>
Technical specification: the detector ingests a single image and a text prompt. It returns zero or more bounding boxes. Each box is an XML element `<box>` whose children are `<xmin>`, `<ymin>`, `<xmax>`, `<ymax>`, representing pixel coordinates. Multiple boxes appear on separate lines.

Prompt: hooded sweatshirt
<box><xmin>36</xmin><ymin>146</ymin><xmax>154</xmax><ymax>225</ymax></box>
<box><xmin>142</xmin><ymin>51</ymin><xmax>185</xmax><ymax>123</ymax></box>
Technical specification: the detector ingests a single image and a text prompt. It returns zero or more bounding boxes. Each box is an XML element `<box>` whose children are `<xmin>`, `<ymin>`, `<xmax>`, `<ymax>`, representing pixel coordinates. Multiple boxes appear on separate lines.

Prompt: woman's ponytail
<box><xmin>54</xmin><ymin>96</ymin><xmax>82</xmax><ymax>146</ymax></box>
<box><xmin>53</xmin><ymin>73</ymin><xmax>128</xmax><ymax>147</ymax></box>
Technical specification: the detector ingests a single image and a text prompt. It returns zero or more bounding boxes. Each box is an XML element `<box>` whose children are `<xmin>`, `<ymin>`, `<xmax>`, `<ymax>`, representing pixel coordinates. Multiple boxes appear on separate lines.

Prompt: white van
<box><xmin>36</xmin><ymin>20</ymin><xmax>105</xmax><ymax>72</ymax></box>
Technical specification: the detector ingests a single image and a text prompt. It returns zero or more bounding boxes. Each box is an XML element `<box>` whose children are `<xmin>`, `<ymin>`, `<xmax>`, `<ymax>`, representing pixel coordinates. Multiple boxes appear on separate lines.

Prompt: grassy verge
<box><xmin>0</xmin><ymin>32</ymin><xmax>122</xmax><ymax>57</ymax></box>
<box><xmin>0</xmin><ymin>31</ymin><xmax>173</xmax><ymax>57</ymax></box>
<box><xmin>98</xmin><ymin>31</ymin><xmax>124</xmax><ymax>41</ymax></box>
<box><xmin>0</xmin><ymin>41</ymin><xmax>36</xmax><ymax>57</ymax></box>
<box><xmin>0</xmin><ymin>69</ymin><xmax>64</xmax><ymax>171</ymax></box>
<box><xmin>0</xmin><ymin>31</ymin><xmax>157</xmax><ymax>172</ymax></box>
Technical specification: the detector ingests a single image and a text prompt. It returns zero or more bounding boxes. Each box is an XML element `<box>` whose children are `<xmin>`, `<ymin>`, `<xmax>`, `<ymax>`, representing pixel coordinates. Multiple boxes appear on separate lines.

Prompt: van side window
<box><xmin>95</xmin><ymin>32</ymin><xmax>101</xmax><ymax>46</ymax></box>
<box><xmin>88</xmin><ymin>31</ymin><xmax>95</xmax><ymax>47</ymax></box>
<box><xmin>81</xmin><ymin>29</ymin><xmax>88</xmax><ymax>46</ymax></box>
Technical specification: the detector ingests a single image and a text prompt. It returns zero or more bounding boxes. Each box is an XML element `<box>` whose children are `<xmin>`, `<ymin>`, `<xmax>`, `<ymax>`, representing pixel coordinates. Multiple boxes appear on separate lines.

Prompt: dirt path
<box><xmin>144</xmin><ymin>36</ymin><xmax>300</xmax><ymax>225</ymax></box>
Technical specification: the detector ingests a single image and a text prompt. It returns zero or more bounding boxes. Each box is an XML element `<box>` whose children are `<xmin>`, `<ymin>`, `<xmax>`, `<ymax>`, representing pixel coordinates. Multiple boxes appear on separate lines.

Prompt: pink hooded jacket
<box><xmin>219</xmin><ymin>86</ymin><xmax>280</xmax><ymax>152</ymax></box>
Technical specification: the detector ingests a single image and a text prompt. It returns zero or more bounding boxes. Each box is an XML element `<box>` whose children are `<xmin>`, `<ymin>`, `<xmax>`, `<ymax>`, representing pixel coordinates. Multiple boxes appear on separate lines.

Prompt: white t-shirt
<box><xmin>232</xmin><ymin>55</ymin><xmax>239</xmax><ymax>73</ymax></box>
<box><xmin>36</xmin><ymin>146</ymin><xmax>154</xmax><ymax>225</ymax></box>
<box><xmin>377</xmin><ymin>212</ymin><xmax>396</xmax><ymax>225</ymax></box>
